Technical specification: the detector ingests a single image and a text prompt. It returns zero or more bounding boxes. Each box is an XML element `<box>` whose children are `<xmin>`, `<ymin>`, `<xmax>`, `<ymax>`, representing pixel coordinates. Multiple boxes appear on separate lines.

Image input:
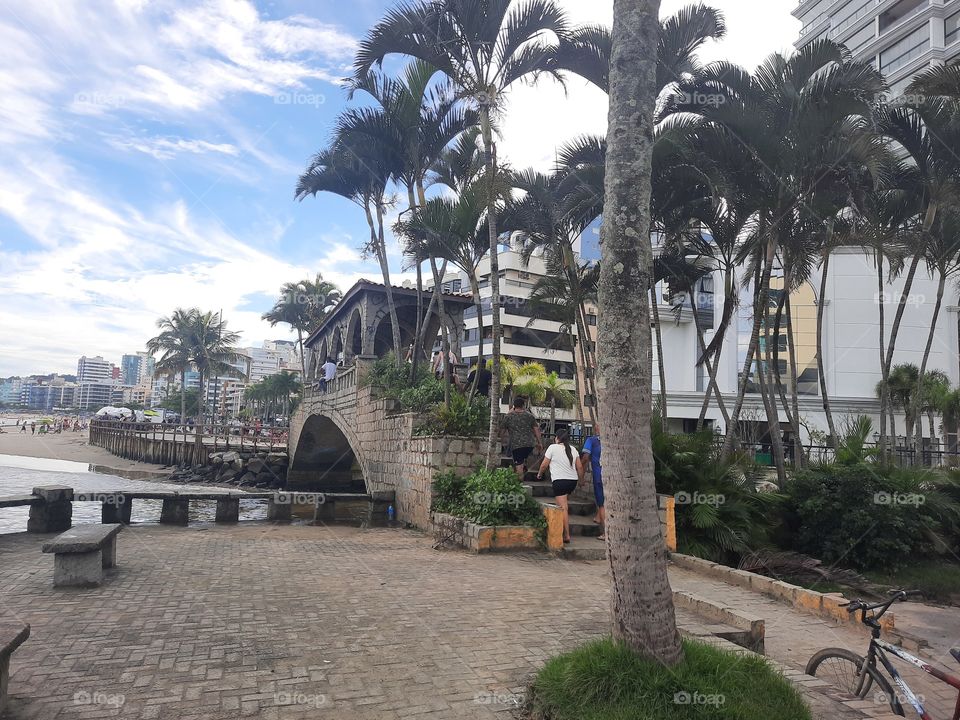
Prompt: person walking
<box><xmin>581</xmin><ymin>424</ymin><xmax>604</xmax><ymax>541</ymax></box>
<box><xmin>30</xmin><ymin>421</ymin><xmax>36</xmax><ymax>435</ymax></box>
<box><xmin>536</xmin><ymin>429</ymin><xmax>584</xmax><ymax>544</ymax></box>
<box><xmin>466</xmin><ymin>356</ymin><xmax>492</xmax><ymax>398</ymax></box>
<box><xmin>499</xmin><ymin>397</ymin><xmax>543</xmax><ymax>480</ymax></box>
<box><xmin>19</xmin><ymin>422</ymin><xmax>26</xmax><ymax>434</ymax></box>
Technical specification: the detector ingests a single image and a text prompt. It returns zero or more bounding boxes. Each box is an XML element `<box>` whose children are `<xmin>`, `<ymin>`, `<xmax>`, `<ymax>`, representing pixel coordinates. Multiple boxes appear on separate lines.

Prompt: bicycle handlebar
<box><xmin>842</xmin><ymin>590</ymin><xmax>923</xmax><ymax>622</ymax></box>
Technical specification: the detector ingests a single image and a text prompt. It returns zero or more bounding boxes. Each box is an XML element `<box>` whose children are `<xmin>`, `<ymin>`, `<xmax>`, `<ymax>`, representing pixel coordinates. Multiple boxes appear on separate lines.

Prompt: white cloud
<box><xmin>106</xmin><ymin>135</ymin><xmax>240</xmax><ymax>161</ymax></box>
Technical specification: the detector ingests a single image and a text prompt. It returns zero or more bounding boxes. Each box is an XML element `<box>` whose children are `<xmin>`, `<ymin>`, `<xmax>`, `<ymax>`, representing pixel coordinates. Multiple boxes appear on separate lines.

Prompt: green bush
<box><xmin>782</xmin><ymin>463</ymin><xmax>960</xmax><ymax>571</ymax></box>
<box><xmin>527</xmin><ymin>637</ymin><xmax>811</xmax><ymax>720</ymax></box>
<box><xmin>431</xmin><ymin>467</ymin><xmax>546</xmax><ymax>529</ymax></box>
<box><xmin>650</xmin><ymin>424</ymin><xmax>779</xmax><ymax>564</ymax></box>
<box><xmin>415</xmin><ymin>391</ymin><xmax>489</xmax><ymax>437</ymax></box>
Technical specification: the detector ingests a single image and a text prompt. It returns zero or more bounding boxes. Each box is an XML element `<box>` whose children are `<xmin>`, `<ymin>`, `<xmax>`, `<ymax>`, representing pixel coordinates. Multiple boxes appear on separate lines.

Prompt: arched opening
<box><xmin>287</xmin><ymin>414</ymin><xmax>364</xmax><ymax>492</ymax></box>
<box><xmin>315</xmin><ymin>339</ymin><xmax>329</xmax><ymax>375</ymax></box>
<box><xmin>332</xmin><ymin>328</ymin><xmax>344</xmax><ymax>363</ymax></box>
<box><xmin>347</xmin><ymin>308</ymin><xmax>363</xmax><ymax>359</ymax></box>
<box><xmin>373</xmin><ymin>306</ymin><xmax>420</xmax><ymax>358</ymax></box>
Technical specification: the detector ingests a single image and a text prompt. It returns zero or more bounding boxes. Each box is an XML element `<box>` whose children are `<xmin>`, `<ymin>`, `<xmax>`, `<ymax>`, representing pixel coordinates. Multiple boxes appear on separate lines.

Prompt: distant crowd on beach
<box><xmin>0</xmin><ymin>417</ymin><xmax>86</xmax><ymax>435</ymax></box>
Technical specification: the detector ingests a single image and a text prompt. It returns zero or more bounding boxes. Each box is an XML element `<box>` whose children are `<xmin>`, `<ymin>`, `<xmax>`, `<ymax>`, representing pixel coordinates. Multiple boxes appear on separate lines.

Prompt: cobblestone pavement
<box><xmin>0</xmin><ymin>523</ymin><xmax>955</xmax><ymax>719</ymax></box>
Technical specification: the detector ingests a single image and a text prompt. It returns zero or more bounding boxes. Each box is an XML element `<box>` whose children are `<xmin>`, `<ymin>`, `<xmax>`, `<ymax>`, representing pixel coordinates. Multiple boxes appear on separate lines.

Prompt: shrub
<box><xmin>431</xmin><ymin>467</ymin><xmax>546</xmax><ymax>529</ymax></box>
<box><xmin>527</xmin><ymin>637</ymin><xmax>811</xmax><ymax>720</ymax></box>
<box><xmin>415</xmin><ymin>391</ymin><xmax>489</xmax><ymax>437</ymax></box>
<box><xmin>651</xmin><ymin>424</ymin><xmax>779</xmax><ymax>564</ymax></box>
<box><xmin>782</xmin><ymin>463</ymin><xmax>960</xmax><ymax>571</ymax></box>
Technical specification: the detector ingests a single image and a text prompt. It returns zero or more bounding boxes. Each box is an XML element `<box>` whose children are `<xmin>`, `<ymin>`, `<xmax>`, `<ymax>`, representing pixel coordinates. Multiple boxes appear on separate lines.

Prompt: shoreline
<box><xmin>0</xmin><ymin>430</ymin><xmax>173</xmax><ymax>479</ymax></box>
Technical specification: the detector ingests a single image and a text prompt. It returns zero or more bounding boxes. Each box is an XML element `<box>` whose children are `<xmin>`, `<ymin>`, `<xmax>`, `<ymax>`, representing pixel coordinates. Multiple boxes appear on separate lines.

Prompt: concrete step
<box><xmin>534</xmin><ymin>494</ymin><xmax>597</xmax><ymax>517</ymax></box>
<box><xmin>526</xmin><ymin>481</ymin><xmax>554</xmax><ymax>497</ymax></box>
<box><xmin>559</xmin><ymin>536</ymin><xmax>607</xmax><ymax>561</ymax></box>
<box><xmin>568</xmin><ymin>514</ymin><xmax>603</xmax><ymax>537</ymax></box>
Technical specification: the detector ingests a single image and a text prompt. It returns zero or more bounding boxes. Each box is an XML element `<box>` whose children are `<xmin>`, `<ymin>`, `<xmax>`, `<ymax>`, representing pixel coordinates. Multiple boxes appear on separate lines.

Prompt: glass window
<box><xmin>880</xmin><ymin>24</ymin><xmax>930</xmax><ymax>75</ymax></box>
<box><xmin>947</xmin><ymin>11</ymin><xmax>960</xmax><ymax>45</ymax></box>
<box><xmin>831</xmin><ymin>0</ymin><xmax>876</xmax><ymax>38</ymax></box>
<box><xmin>845</xmin><ymin>23</ymin><xmax>876</xmax><ymax>54</ymax></box>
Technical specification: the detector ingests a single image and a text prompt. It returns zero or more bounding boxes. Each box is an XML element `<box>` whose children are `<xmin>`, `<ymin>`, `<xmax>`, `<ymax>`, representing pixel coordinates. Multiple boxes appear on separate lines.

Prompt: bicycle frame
<box><xmin>864</xmin><ymin>638</ymin><xmax>960</xmax><ymax>720</ymax></box>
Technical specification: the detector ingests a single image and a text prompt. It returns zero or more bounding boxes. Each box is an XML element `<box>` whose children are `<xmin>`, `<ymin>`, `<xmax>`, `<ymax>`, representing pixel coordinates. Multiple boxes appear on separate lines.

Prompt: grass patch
<box><xmin>866</xmin><ymin>558</ymin><xmax>960</xmax><ymax>604</ymax></box>
<box><xmin>527</xmin><ymin>637</ymin><xmax>810</xmax><ymax>720</ymax></box>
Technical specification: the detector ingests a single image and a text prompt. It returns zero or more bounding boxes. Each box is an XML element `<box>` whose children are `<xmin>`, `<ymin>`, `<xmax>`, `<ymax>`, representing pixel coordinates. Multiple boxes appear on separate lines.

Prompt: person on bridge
<box><xmin>320</xmin><ymin>357</ymin><xmax>337</xmax><ymax>393</ymax></box>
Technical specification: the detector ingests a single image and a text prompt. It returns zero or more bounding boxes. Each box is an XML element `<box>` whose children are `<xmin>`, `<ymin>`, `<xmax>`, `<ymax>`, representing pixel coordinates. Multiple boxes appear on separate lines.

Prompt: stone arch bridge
<box><xmin>287</xmin><ymin>282</ymin><xmax>479</xmax><ymax>529</ymax></box>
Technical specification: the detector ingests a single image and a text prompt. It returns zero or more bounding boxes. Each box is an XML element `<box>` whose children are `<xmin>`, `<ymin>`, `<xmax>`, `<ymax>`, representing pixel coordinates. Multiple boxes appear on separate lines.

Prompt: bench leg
<box><xmin>101</xmin><ymin>536</ymin><xmax>117</xmax><ymax>569</ymax></box>
<box><xmin>160</xmin><ymin>498</ymin><xmax>189</xmax><ymax>526</ymax></box>
<box><xmin>215</xmin><ymin>497</ymin><xmax>240</xmax><ymax>523</ymax></box>
<box><xmin>267</xmin><ymin>499</ymin><xmax>291</xmax><ymax>523</ymax></box>
<box><xmin>102</xmin><ymin>498</ymin><xmax>132</xmax><ymax>525</ymax></box>
<box><xmin>312</xmin><ymin>500</ymin><xmax>335</xmax><ymax>524</ymax></box>
<box><xmin>53</xmin><ymin>551</ymin><xmax>103</xmax><ymax>587</ymax></box>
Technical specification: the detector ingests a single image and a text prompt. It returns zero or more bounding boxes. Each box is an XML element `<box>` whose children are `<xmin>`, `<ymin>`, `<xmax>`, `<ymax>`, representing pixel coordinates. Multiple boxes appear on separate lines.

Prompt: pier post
<box><xmin>27</xmin><ymin>486</ymin><xmax>73</xmax><ymax>533</ymax></box>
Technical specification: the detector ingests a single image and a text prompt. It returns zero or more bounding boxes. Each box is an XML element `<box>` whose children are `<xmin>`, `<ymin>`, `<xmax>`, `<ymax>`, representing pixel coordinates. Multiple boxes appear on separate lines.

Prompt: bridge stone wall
<box><xmin>289</xmin><ymin>358</ymin><xmax>486</xmax><ymax>529</ymax></box>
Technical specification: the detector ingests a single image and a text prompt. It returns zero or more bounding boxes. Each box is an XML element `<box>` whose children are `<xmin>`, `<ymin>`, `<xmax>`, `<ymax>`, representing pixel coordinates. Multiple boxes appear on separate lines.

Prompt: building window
<box><xmin>947</xmin><ymin>11</ymin><xmax>960</xmax><ymax>45</ymax></box>
<box><xmin>518</xmin><ymin>271</ymin><xmax>531</xmax><ymax>280</ymax></box>
<box><xmin>831</xmin><ymin>0</ymin><xmax>876</xmax><ymax>39</ymax></box>
<box><xmin>879</xmin><ymin>23</ymin><xmax>930</xmax><ymax>75</ymax></box>
<box><xmin>586</xmin><ymin>313</ymin><xmax>598</xmax><ymax>326</ymax></box>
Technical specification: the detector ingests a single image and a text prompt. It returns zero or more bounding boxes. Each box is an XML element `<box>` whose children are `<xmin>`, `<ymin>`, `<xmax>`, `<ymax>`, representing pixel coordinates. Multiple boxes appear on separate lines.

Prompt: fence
<box><xmin>730</xmin><ymin>440</ymin><xmax>960</xmax><ymax>469</ymax></box>
<box><xmin>89</xmin><ymin>419</ymin><xmax>288</xmax><ymax>467</ymax></box>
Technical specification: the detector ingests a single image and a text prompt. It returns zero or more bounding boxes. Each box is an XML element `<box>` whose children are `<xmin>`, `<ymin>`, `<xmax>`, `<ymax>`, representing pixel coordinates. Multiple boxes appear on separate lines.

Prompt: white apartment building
<box><xmin>76</xmin><ymin>355</ymin><xmax>113</xmax><ymax>384</ymax></box>
<box><xmin>794</xmin><ymin>0</ymin><xmax>960</xmax><ymax>95</ymax></box>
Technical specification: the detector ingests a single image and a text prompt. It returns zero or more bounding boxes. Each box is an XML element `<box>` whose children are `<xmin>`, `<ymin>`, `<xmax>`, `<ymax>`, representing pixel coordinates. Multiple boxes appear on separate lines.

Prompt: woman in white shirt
<box><xmin>535</xmin><ymin>429</ymin><xmax>584</xmax><ymax>544</ymax></box>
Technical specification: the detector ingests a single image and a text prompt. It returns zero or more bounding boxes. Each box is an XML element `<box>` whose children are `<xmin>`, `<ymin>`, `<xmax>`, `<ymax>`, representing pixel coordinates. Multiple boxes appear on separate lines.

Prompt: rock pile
<box><xmin>166</xmin><ymin>451</ymin><xmax>288</xmax><ymax>488</ymax></box>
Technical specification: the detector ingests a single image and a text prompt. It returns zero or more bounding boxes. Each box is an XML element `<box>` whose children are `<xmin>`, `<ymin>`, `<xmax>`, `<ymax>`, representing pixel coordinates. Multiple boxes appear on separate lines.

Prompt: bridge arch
<box><xmin>346</xmin><ymin>307</ymin><xmax>364</xmax><ymax>360</ymax></box>
<box><xmin>287</xmin><ymin>408</ymin><xmax>366</xmax><ymax>493</ymax></box>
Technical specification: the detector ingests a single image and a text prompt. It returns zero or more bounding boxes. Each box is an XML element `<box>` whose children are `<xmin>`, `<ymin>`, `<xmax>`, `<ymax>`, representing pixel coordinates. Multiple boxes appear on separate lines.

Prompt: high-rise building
<box><xmin>120</xmin><ymin>354</ymin><xmax>141</xmax><ymax>386</ymax></box>
<box><xmin>77</xmin><ymin>355</ymin><xmax>113</xmax><ymax>384</ymax></box>
<box><xmin>794</xmin><ymin>0</ymin><xmax>960</xmax><ymax>95</ymax></box>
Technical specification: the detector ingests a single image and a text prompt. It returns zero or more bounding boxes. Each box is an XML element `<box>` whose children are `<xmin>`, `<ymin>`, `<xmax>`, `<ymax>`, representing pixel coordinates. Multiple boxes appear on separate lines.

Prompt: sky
<box><xmin>0</xmin><ymin>0</ymin><xmax>801</xmax><ymax>377</ymax></box>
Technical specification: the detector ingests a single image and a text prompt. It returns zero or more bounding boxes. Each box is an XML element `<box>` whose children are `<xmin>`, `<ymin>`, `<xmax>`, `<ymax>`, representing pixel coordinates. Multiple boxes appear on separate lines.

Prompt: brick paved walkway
<box><xmin>0</xmin><ymin>523</ymin><xmax>953</xmax><ymax>719</ymax></box>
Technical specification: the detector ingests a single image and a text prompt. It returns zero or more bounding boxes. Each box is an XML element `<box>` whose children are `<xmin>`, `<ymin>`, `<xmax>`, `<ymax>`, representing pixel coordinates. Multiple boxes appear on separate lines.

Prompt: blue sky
<box><xmin>0</xmin><ymin>0</ymin><xmax>800</xmax><ymax>377</ymax></box>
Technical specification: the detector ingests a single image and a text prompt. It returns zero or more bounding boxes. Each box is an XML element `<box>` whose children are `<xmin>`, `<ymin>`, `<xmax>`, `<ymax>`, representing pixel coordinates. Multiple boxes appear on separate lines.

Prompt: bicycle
<box><xmin>806</xmin><ymin>590</ymin><xmax>960</xmax><ymax>718</ymax></box>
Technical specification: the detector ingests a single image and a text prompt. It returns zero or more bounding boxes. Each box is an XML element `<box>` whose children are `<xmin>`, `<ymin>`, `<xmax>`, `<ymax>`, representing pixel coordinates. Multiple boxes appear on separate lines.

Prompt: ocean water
<box><xmin>0</xmin><ymin>454</ymin><xmax>266</xmax><ymax>534</ymax></box>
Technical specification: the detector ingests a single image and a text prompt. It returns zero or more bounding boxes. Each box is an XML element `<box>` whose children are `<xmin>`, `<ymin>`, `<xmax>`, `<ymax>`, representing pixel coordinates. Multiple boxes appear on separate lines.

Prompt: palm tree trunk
<box><xmin>688</xmin><ymin>289</ymin><xmax>729</xmax><ymax>430</ymax></box>
<box><xmin>429</xmin><ymin>258</ymin><xmax>453</xmax><ymax>410</ymax></box>
<box><xmin>601</xmin><ymin>0</ymin><xmax>682</xmax><ymax>665</ymax></box>
<box><xmin>481</xmin><ymin>106</ymin><xmax>504</xmax><ymax>470</ymax></box>
<box><xmin>914</xmin><ymin>272</ymin><xmax>946</xmax><ymax>453</ymax></box>
<box><xmin>571</xmin><ymin>348</ymin><xmax>586</xmax><ymax>426</ymax></box>
<box><xmin>877</xmin><ymin>251</ymin><xmax>889</xmax><ymax>455</ymax></box>
<box><xmin>650</xmin><ymin>286</ymin><xmax>668</xmax><ymax>430</ymax></box>
<box><xmin>722</xmin><ymin>239</ymin><xmax>775</xmax><ymax>457</ymax></box>
<box><xmin>550</xmin><ymin>399</ymin><xmax>557</xmax><ymax>436</ymax></box>
<box><xmin>296</xmin><ymin>327</ymin><xmax>307</xmax><ymax>385</ymax></box>
<box><xmin>411</xmin><ymin>262</ymin><xmax>424</xmax><ymax>380</ymax></box>
<box><xmin>816</xmin><ymin>251</ymin><xmax>838</xmax><ymax>447</ymax></box>
<box><xmin>758</xmin><ymin>276</ymin><xmax>787</xmax><ymax>485</ymax></box>
<box><xmin>365</xmin><ymin>200</ymin><xmax>403</xmax><ymax>367</ymax></box>
<box><xmin>785</xmin><ymin>288</ymin><xmax>804</xmax><ymax>467</ymax></box>
<box><xmin>883</xmin><ymin>250</ymin><xmax>924</xmax><ymax>409</ymax></box>
<box><xmin>573</xmin><ymin>301</ymin><xmax>598</xmax><ymax>425</ymax></box>
<box><xmin>469</xmin><ymin>274</ymin><xmax>485</xmax><ymax>397</ymax></box>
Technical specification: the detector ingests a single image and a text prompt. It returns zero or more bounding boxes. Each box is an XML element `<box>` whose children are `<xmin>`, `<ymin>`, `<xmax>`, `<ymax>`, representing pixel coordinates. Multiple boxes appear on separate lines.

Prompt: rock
<box><xmin>221</xmin><ymin>451</ymin><xmax>240</xmax><ymax>463</ymax></box>
<box><xmin>218</xmin><ymin>468</ymin><xmax>238</xmax><ymax>482</ymax></box>
<box><xmin>237</xmin><ymin>471</ymin><xmax>256</xmax><ymax>486</ymax></box>
<box><xmin>211</xmin><ymin>455</ymin><xmax>224</xmax><ymax>466</ymax></box>
<box><xmin>246</xmin><ymin>458</ymin><xmax>265</xmax><ymax>474</ymax></box>
<box><xmin>266</xmin><ymin>452</ymin><xmax>288</xmax><ymax>465</ymax></box>
<box><xmin>230</xmin><ymin>459</ymin><xmax>243</xmax><ymax>471</ymax></box>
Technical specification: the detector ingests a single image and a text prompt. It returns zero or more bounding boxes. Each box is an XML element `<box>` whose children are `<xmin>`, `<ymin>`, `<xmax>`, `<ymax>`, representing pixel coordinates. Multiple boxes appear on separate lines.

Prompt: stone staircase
<box><xmin>517</xmin><ymin>465</ymin><xmax>607</xmax><ymax>561</ymax></box>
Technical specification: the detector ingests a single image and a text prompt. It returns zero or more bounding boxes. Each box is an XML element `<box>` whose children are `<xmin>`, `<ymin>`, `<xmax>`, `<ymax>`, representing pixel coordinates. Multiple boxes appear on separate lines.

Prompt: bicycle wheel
<box><xmin>805</xmin><ymin>648</ymin><xmax>904</xmax><ymax>716</ymax></box>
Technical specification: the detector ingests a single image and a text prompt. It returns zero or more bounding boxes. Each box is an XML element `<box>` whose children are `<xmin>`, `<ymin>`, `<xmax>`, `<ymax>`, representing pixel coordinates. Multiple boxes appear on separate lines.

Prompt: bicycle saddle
<box><xmin>951</xmin><ymin>648</ymin><xmax>960</xmax><ymax>664</ymax></box>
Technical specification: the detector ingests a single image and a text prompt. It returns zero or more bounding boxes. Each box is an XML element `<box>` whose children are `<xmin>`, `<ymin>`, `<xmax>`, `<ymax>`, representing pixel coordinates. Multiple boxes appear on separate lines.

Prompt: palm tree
<box><xmin>939</xmin><ymin>388</ymin><xmax>960</xmax><ymax>465</ymax></box>
<box><xmin>189</xmin><ymin>311</ymin><xmax>242</xmax><ymax>423</ymax></box>
<box><xmin>146</xmin><ymin>308</ymin><xmax>198</xmax><ymax>425</ymax></box>
<box><xmin>296</xmin><ymin>132</ymin><xmax>404</xmax><ymax>366</ymax></box>
<box><xmin>921</xmin><ymin>370</ymin><xmax>951</xmax><ymax>450</ymax></box>
<box><xmin>494</xmin><ymin>358</ymin><xmax>547</xmax><ymax>408</ymax></box>
<box><xmin>263</xmin><ymin>274</ymin><xmax>341</xmax><ymax>380</ymax></box>
<box><xmin>672</xmin><ymin>41</ymin><xmax>884</xmax><ymax>484</ymax></box>
<box><xmin>538</xmin><ymin>371</ymin><xmax>575</xmax><ymax>435</ymax></box>
<box><xmin>598</xmin><ymin>0</ymin><xmax>683</xmax><ymax>665</ymax></box>
<box><xmin>354</xmin><ymin>0</ymin><xmax>570</xmax><ymax>469</ymax></box>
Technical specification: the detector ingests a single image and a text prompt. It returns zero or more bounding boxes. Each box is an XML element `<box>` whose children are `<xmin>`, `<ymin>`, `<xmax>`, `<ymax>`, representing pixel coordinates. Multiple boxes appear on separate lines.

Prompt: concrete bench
<box><xmin>41</xmin><ymin>524</ymin><xmax>122</xmax><ymax>587</ymax></box>
<box><xmin>0</xmin><ymin>623</ymin><xmax>30</xmax><ymax>714</ymax></box>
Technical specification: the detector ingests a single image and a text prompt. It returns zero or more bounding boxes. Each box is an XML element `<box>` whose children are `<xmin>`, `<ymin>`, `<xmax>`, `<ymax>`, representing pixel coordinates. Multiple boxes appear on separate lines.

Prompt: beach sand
<box><xmin>0</xmin><ymin>427</ymin><xmax>169</xmax><ymax>475</ymax></box>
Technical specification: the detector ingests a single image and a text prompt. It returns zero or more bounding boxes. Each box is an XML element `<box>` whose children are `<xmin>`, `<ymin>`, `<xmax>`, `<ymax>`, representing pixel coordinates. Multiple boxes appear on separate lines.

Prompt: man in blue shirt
<box><xmin>581</xmin><ymin>424</ymin><xmax>604</xmax><ymax>540</ymax></box>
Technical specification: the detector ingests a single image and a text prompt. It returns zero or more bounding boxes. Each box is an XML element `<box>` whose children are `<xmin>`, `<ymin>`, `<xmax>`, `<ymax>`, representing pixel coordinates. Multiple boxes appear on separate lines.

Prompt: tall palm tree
<box><xmin>354</xmin><ymin>0</ymin><xmax>570</xmax><ymax>469</ymax></box>
<box><xmin>599</xmin><ymin>0</ymin><xmax>683</xmax><ymax>664</ymax></box>
<box><xmin>189</xmin><ymin>311</ymin><xmax>242</xmax><ymax>423</ymax></box>
<box><xmin>263</xmin><ymin>274</ymin><xmax>341</xmax><ymax>380</ymax></box>
<box><xmin>146</xmin><ymin>308</ymin><xmax>197</xmax><ymax>424</ymax></box>
<box><xmin>921</xmin><ymin>370</ymin><xmax>951</xmax><ymax>449</ymax></box>
<box><xmin>939</xmin><ymin>388</ymin><xmax>960</xmax><ymax>464</ymax></box>
<box><xmin>296</xmin><ymin>131</ymin><xmax>405</xmax><ymax>365</ymax></box>
<box><xmin>672</xmin><ymin>40</ymin><xmax>884</xmax><ymax>484</ymax></box>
